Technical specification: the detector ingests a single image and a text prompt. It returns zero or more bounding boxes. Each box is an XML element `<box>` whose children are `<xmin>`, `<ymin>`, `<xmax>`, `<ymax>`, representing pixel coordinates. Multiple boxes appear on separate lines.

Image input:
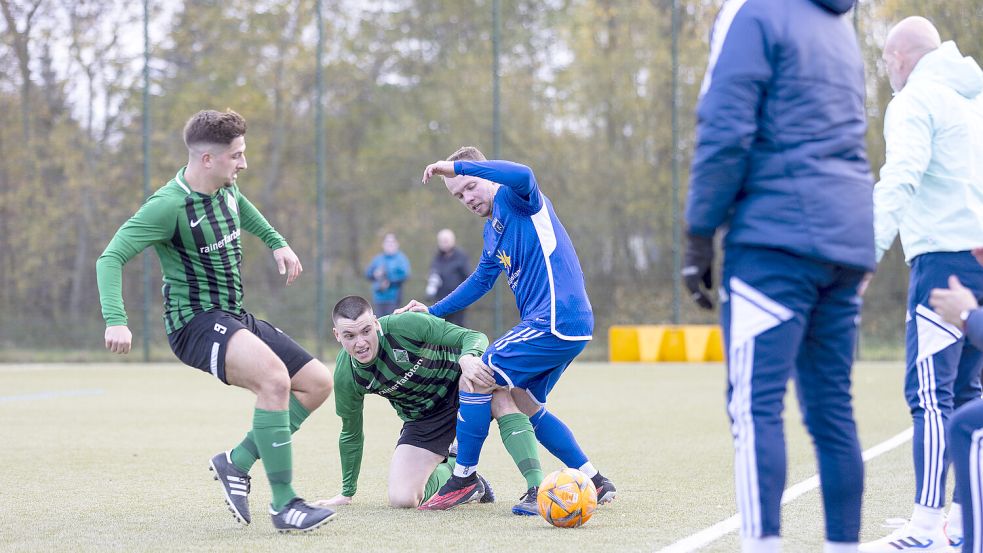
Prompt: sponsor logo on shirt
<box><xmin>378</xmin><ymin>356</ymin><xmax>425</xmax><ymax>396</ymax></box>
<box><xmin>496</xmin><ymin>249</ymin><xmax>521</xmax><ymax>290</ymax></box>
<box><xmin>492</xmin><ymin>218</ymin><xmax>504</xmax><ymax>233</ymax></box>
<box><xmin>199</xmin><ymin>228</ymin><xmax>241</xmax><ymax>254</ymax></box>
<box><xmin>496</xmin><ymin>250</ymin><xmax>511</xmax><ymax>271</ymax></box>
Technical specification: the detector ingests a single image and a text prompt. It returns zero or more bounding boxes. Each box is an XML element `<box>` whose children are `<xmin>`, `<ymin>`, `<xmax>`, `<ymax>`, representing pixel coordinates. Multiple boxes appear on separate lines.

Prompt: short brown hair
<box><xmin>447</xmin><ymin>146</ymin><xmax>486</xmax><ymax>162</ymax></box>
<box><xmin>183</xmin><ymin>109</ymin><xmax>247</xmax><ymax>148</ymax></box>
<box><xmin>332</xmin><ymin>295</ymin><xmax>372</xmax><ymax>323</ymax></box>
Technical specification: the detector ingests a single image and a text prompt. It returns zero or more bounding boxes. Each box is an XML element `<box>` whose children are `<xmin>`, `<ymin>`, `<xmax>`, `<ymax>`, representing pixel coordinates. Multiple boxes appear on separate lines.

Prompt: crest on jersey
<box><xmin>226</xmin><ymin>192</ymin><xmax>239</xmax><ymax>214</ymax></box>
<box><xmin>496</xmin><ymin>250</ymin><xmax>512</xmax><ymax>271</ymax></box>
<box><xmin>492</xmin><ymin>218</ymin><xmax>504</xmax><ymax>233</ymax></box>
<box><xmin>393</xmin><ymin>349</ymin><xmax>409</xmax><ymax>363</ymax></box>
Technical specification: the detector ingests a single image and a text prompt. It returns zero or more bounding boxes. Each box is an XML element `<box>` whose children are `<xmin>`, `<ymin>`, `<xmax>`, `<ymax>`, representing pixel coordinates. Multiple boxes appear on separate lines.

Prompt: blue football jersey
<box><xmin>429</xmin><ymin>160</ymin><xmax>593</xmax><ymax>340</ymax></box>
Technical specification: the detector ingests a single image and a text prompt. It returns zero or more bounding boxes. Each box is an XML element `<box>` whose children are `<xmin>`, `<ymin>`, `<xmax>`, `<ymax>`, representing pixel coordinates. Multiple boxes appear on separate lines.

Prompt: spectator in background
<box><xmin>366</xmin><ymin>233</ymin><xmax>411</xmax><ymax>315</ymax></box>
<box><xmin>426</xmin><ymin>229</ymin><xmax>471</xmax><ymax>326</ymax></box>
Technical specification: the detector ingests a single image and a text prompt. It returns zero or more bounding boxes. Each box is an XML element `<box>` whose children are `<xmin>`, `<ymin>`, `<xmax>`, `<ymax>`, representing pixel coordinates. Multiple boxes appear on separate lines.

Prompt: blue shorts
<box><xmin>481</xmin><ymin>324</ymin><xmax>589</xmax><ymax>404</ymax></box>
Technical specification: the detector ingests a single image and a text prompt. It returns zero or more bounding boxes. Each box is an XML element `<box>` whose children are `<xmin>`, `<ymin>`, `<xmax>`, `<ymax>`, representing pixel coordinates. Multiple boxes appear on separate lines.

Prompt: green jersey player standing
<box><xmin>314</xmin><ymin>295</ymin><xmax>545</xmax><ymax>515</ymax></box>
<box><xmin>96</xmin><ymin>109</ymin><xmax>335</xmax><ymax>533</ymax></box>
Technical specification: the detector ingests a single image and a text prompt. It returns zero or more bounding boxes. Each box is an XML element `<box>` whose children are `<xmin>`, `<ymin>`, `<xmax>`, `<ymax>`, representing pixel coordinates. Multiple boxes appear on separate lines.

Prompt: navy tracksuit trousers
<box><xmin>721</xmin><ymin>246</ymin><xmax>866</xmax><ymax>542</ymax></box>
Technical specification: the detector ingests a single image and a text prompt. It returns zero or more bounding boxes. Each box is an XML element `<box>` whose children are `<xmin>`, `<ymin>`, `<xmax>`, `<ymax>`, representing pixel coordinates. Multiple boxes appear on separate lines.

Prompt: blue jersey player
<box><xmin>398</xmin><ymin>146</ymin><xmax>616</xmax><ymax>512</ymax></box>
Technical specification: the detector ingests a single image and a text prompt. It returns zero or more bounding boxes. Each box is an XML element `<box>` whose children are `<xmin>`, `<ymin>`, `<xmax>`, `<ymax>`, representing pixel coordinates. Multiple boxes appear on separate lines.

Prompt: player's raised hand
<box><xmin>104</xmin><ymin>325</ymin><xmax>133</xmax><ymax>354</ymax></box>
<box><xmin>312</xmin><ymin>495</ymin><xmax>352</xmax><ymax>507</ymax></box>
<box><xmin>394</xmin><ymin>299</ymin><xmax>429</xmax><ymax>314</ymax></box>
<box><xmin>422</xmin><ymin>160</ymin><xmax>456</xmax><ymax>183</ymax></box>
<box><xmin>460</xmin><ymin>354</ymin><xmax>496</xmax><ymax>390</ymax></box>
<box><xmin>273</xmin><ymin>246</ymin><xmax>303</xmax><ymax>286</ymax></box>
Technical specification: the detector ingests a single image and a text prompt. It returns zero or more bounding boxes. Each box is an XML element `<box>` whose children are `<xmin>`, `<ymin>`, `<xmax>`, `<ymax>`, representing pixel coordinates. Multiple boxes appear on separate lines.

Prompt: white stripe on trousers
<box><xmin>917</xmin><ymin>355</ymin><xmax>945</xmax><ymax>507</ymax></box>
<box><xmin>729</xmin><ymin>339</ymin><xmax>760</xmax><ymax>538</ymax></box>
<box><xmin>494</xmin><ymin>328</ymin><xmax>543</xmax><ymax>350</ymax></box>
<box><xmin>971</xmin><ymin>430</ymin><xmax>983</xmax><ymax>553</ymax></box>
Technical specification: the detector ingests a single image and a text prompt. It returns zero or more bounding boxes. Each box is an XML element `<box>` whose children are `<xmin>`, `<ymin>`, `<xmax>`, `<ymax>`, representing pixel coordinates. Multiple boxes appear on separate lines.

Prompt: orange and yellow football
<box><xmin>536</xmin><ymin>468</ymin><xmax>598</xmax><ymax>528</ymax></box>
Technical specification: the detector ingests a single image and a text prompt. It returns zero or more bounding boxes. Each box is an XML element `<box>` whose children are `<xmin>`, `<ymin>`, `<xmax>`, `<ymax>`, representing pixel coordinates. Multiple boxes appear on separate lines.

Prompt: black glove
<box><xmin>682</xmin><ymin>233</ymin><xmax>714</xmax><ymax>310</ymax></box>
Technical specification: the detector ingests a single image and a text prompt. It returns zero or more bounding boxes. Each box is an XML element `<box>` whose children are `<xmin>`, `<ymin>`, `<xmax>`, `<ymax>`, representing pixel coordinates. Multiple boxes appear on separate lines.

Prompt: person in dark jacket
<box><xmin>682</xmin><ymin>0</ymin><xmax>874</xmax><ymax>551</ymax></box>
<box><xmin>426</xmin><ymin>229</ymin><xmax>471</xmax><ymax>326</ymax></box>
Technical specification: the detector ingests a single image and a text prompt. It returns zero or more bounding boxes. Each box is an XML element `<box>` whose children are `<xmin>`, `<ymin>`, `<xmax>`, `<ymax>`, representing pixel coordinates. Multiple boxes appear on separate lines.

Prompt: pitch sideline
<box><xmin>655</xmin><ymin>427</ymin><xmax>914</xmax><ymax>553</ymax></box>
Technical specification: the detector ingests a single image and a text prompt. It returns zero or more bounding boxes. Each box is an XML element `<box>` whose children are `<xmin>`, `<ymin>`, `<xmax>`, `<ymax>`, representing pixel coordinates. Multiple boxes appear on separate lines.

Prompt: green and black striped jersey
<box><xmin>334</xmin><ymin>312</ymin><xmax>488</xmax><ymax>497</ymax></box>
<box><xmin>96</xmin><ymin>167</ymin><xmax>287</xmax><ymax>334</ymax></box>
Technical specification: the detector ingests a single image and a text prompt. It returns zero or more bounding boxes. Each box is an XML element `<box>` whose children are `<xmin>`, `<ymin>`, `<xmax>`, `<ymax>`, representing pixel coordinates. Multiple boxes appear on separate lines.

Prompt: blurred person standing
<box><xmin>365</xmin><ymin>233</ymin><xmax>411</xmax><ymax>316</ymax></box>
<box><xmin>861</xmin><ymin>17</ymin><xmax>983</xmax><ymax>553</ymax></box>
<box><xmin>426</xmin><ymin>229</ymin><xmax>471</xmax><ymax>326</ymax></box>
<box><xmin>683</xmin><ymin>0</ymin><xmax>875</xmax><ymax>551</ymax></box>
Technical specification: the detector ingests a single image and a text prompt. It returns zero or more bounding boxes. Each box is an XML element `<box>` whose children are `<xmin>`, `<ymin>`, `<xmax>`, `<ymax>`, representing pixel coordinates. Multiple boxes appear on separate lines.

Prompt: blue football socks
<box><xmin>453</xmin><ymin>391</ymin><xmax>493</xmax><ymax>476</ymax></box>
<box><xmin>530</xmin><ymin>407</ymin><xmax>589</xmax><ymax>468</ymax></box>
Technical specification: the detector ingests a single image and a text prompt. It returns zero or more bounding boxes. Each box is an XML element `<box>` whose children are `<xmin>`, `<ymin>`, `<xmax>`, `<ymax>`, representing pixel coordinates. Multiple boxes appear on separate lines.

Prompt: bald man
<box><xmin>426</xmin><ymin>229</ymin><xmax>471</xmax><ymax>326</ymax></box>
<box><xmin>861</xmin><ymin>16</ymin><xmax>983</xmax><ymax>553</ymax></box>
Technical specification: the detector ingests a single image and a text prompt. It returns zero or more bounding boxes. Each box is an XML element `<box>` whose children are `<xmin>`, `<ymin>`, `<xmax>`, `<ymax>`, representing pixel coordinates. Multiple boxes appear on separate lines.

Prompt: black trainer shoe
<box><xmin>477</xmin><ymin>473</ymin><xmax>495</xmax><ymax>504</ymax></box>
<box><xmin>418</xmin><ymin>474</ymin><xmax>485</xmax><ymax>511</ymax></box>
<box><xmin>269</xmin><ymin>497</ymin><xmax>337</xmax><ymax>533</ymax></box>
<box><xmin>591</xmin><ymin>473</ymin><xmax>617</xmax><ymax>504</ymax></box>
<box><xmin>512</xmin><ymin>486</ymin><xmax>538</xmax><ymax>516</ymax></box>
<box><xmin>209</xmin><ymin>451</ymin><xmax>251</xmax><ymax>524</ymax></box>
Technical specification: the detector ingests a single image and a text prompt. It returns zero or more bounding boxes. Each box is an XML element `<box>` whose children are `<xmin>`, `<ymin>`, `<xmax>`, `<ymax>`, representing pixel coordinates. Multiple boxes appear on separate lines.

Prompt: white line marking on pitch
<box><xmin>0</xmin><ymin>389</ymin><xmax>105</xmax><ymax>403</ymax></box>
<box><xmin>655</xmin><ymin>427</ymin><xmax>913</xmax><ymax>553</ymax></box>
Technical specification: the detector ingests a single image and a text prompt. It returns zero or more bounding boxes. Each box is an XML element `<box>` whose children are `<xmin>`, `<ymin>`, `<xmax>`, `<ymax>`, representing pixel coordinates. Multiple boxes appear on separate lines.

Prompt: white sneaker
<box><xmin>858</xmin><ymin>523</ymin><xmax>954</xmax><ymax>552</ymax></box>
<box><xmin>943</xmin><ymin>519</ymin><xmax>963</xmax><ymax>550</ymax></box>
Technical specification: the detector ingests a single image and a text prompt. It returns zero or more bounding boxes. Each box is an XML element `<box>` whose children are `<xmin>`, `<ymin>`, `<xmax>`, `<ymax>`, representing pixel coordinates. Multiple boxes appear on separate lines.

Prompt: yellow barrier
<box><xmin>608</xmin><ymin>324</ymin><xmax>724</xmax><ymax>362</ymax></box>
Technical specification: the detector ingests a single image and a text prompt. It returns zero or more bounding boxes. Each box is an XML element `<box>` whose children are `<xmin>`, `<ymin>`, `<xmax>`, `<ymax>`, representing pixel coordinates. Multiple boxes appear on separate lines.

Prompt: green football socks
<box><xmin>423</xmin><ymin>458</ymin><xmax>456</xmax><ymax>503</ymax></box>
<box><xmin>498</xmin><ymin>413</ymin><xmax>545</xmax><ymax>489</ymax></box>
<box><xmin>252</xmin><ymin>408</ymin><xmax>296</xmax><ymax>511</ymax></box>
<box><xmin>230</xmin><ymin>393</ymin><xmax>310</xmax><ymax>473</ymax></box>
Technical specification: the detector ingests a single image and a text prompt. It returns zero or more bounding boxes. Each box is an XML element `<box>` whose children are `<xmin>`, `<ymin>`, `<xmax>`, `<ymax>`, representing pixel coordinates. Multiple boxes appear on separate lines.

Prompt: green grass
<box><xmin>0</xmin><ymin>361</ymin><xmax>924</xmax><ymax>551</ymax></box>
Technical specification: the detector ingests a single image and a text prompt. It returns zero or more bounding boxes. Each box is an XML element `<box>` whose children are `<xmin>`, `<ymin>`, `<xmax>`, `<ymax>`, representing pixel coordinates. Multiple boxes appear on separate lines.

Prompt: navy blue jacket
<box><xmin>685</xmin><ymin>0</ymin><xmax>875</xmax><ymax>272</ymax></box>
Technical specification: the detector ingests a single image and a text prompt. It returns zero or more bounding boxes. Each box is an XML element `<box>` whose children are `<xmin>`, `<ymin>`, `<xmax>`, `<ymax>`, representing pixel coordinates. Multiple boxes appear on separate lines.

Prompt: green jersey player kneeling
<box><xmin>315</xmin><ymin>295</ymin><xmax>544</xmax><ymax>515</ymax></box>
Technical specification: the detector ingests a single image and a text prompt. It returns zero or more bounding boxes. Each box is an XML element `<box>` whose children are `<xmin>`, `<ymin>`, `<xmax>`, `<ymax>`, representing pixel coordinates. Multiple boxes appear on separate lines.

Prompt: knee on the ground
<box><xmin>388</xmin><ymin>488</ymin><xmax>423</xmax><ymax>509</ymax></box>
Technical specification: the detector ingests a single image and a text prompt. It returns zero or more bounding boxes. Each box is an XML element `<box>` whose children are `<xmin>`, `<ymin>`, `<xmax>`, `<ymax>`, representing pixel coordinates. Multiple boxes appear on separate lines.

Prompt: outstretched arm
<box><xmin>96</xmin><ymin>194</ymin><xmax>176</xmax><ymax>353</ymax></box>
<box><xmin>429</xmin><ymin>253</ymin><xmax>500</xmax><ymax>318</ymax></box>
<box><xmin>236</xmin><ymin>190</ymin><xmax>298</xmax><ymax>284</ymax></box>
<box><xmin>333</xmin><ymin>363</ymin><xmax>366</xmax><ymax>501</ymax></box>
<box><xmin>422</xmin><ymin>159</ymin><xmax>542</xmax><ymax>212</ymax></box>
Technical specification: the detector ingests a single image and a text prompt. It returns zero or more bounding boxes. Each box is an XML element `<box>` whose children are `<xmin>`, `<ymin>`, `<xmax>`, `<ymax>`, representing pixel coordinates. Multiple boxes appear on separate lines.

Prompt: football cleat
<box><xmin>209</xmin><ymin>451</ymin><xmax>252</xmax><ymax>524</ymax></box>
<box><xmin>269</xmin><ymin>497</ymin><xmax>337</xmax><ymax>533</ymax></box>
<box><xmin>512</xmin><ymin>486</ymin><xmax>538</xmax><ymax>516</ymax></box>
<box><xmin>418</xmin><ymin>474</ymin><xmax>485</xmax><ymax>511</ymax></box>
<box><xmin>591</xmin><ymin>473</ymin><xmax>617</xmax><ymax>505</ymax></box>
<box><xmin>477</xmin><ymin>473</ymin><xmax>495</xmax><ymax>504</ymax></box>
